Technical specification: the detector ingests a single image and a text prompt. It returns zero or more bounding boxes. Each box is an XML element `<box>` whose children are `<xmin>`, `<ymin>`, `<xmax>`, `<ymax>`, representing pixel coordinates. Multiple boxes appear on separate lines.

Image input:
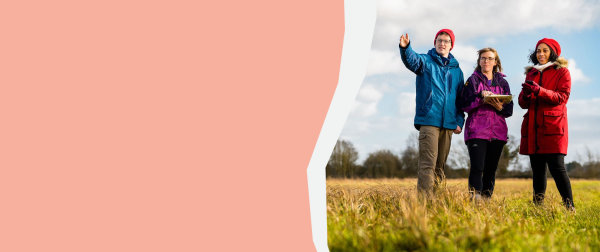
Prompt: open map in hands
<box><xmin>484</xmin><ymin>94</ymin><xmax>513</xmax><ymax>104</ymax></box>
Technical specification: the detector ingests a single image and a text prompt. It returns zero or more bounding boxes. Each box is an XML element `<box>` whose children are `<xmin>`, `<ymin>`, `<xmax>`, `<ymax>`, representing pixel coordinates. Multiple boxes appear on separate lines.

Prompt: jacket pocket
<box><xmin>521</xmin><ymin>111</ymin><xmax>529</xmax><ymax>137</ymax></box>
<box><xmin>542</xmin><ymin>111</ymin><xmax>564</xmax><ymax>135</ymax></box>
<box><xmin>499</xmin><ymin>117</ymin><xmax>508</xmax><ymax>136</ymax></box>
<box><xmin>417</xmin><ymin>91</ymin><xmax>433</xmax><ymax>117</ymax></box>
<box><xmin>468</xmin><ymin>110</ymin><xmax>484</xmax><ymax>130</ymax></box>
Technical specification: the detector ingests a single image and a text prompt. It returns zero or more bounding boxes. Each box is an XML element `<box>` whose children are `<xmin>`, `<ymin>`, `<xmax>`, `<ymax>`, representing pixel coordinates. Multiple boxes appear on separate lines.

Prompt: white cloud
<box><xmin>341</xmin><ymin>0</ymin><xmax>600</xmax><ymax>164</ymax></box>
<box><xmin>506</xmin><ymin>107</ymin><xmax>526</xmax><ymax>142</ymax></box>
<box><xmin>366</xmin><ymin>43</ymin><xmax>479</xmax><ymax>76</ymax></box>
<box><xmin>397</xmin><ymin>92</ymin><xmax>416</xmax><ymax>116</ymax></box>
<box><xmin>350</xmin><ymin>84</ymin><xmax>384</xmax><ymax>117</ymax></box>
<box><xmin>357</xmin><ymin>84</ymin><xmax>384</xmax><ymax>102</ymax></box>
<box><xmin>484</xmin><ymin>37</ymin><xmax>498</xmax><ymax>46</ymax></box>
<box><xmin>568</xmin><ymin>59</ymin><xmax>591</xmax><ymax>84</ymax></box>
<box><xmin>567</xmin><ymin>97</ymin><xmax>600</xmax><ymax>117</ymax></box>
<box><xmin>342</xmin><ymin>119</ymin><xmax>372</xmax><ymax>135</ymax></box>
<box><xmin>339</xmin><ymin>115</ymin><xmax>412</xmax><ymax>163</ymax></box>
<box><xmin>564</xmin><ymin>98</ymin><xmax>600</xmax><ymax>162</ymax></box>
<box><xmin>366</xmin><ymin>50</ymin><xmax>402</xmax><ymax>76</ymax></box>
<box><xmin>350</xmin><ymin>100</ymin><xmax>377</xmax><ymax>118</ymax></box>
<box><xmin>373</xmin><ymin>0</ymin><xmax>600</xmax><ymax>51</ymax></box>
<box><xmin>450</xmin><ymin>44</ymin><xmax>479</xmax><ymax>71</ymax></box>
<box><xmin>342</xmin><ymin>84</ymin><xmax>388</xmax><ymax>139</ymax></box>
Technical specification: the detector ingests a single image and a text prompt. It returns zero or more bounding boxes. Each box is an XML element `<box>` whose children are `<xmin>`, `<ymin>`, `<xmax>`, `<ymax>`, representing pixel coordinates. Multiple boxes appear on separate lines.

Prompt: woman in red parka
<box><xmin>519</xmin><ymin>38</ymin><xmax>574</xmax><ymax>210</ymax></box>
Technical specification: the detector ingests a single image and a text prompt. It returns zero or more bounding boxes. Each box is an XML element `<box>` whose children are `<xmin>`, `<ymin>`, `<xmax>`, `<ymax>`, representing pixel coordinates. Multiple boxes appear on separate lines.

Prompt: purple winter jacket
<box><xmin>460</xmin><ymin>71</ymin><xmax>514</xmax><ymax>142</ymax></box>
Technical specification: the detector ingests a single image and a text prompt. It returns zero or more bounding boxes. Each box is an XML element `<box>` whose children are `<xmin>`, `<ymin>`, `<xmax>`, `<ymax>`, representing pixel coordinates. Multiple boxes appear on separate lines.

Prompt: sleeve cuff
<box><xmin>399</xmin><ymin>41</ymin><xmax>410</xmax><ymax>49</ymax></box>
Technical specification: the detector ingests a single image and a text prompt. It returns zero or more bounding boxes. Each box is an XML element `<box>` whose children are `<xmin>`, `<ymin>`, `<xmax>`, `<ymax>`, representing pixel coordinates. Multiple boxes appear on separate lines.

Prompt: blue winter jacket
<box><xmin>399</xmin><ymin>43</ymin><xmax>465</xmax><ymax>131</ymax></box>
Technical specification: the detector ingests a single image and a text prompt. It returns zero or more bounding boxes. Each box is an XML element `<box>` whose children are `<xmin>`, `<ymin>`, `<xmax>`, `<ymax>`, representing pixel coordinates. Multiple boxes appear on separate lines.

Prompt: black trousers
<box><xmin>466</xmin><ymin>139</ymin><xmax>506</xmax><ymax>197</ymax></box>
<box><xmin>530</xmin><ymin>154</ymin><xmax>574</xmax><ymax>207</ymax></box>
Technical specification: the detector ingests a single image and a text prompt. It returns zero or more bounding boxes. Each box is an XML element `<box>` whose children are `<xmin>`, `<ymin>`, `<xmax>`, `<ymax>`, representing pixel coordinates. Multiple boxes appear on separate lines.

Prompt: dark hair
<box><xmin>475</xmin><ymin>47</ymin><xmax>502</xmax><ymax>74</ymax></box>
<box><xmin>528</xmin><ymin>45</ymin><xmax>559</xmax><ymax>65</ymax></box>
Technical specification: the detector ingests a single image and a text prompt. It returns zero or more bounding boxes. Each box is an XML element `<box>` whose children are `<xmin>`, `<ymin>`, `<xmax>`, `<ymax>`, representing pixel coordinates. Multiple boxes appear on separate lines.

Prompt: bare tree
<box><xmin>363</xmin><ymin>150</ymin><xmax>403</xmax><ymax>178</ymax></box>
<box><xmin>497</xmin><ymin>135</ymin><xmax>520</xmax><ymax>176</ymax></box>
<box><xmin>406</xmin><ymin>131</ymin><xmax>418</xmax><ymax>150</ymax></box>
<box><xmin>400</xmin><ymin>132</ymin><xmax>419</xmax><ymax>177</ymax></box>
<box><xmin>448</xmin><ymin>140</ymin><xmax>470</xmax><ymax>170</ymax></box>
<box><xmin>327</xmin><ymin>139</ymin><xmax>359</xmax><ymax>178</ymax></box>
<box><xmin>581</xmin><ymin>146</ymin><xmax>600</xmax><ymax>178</ymax></box>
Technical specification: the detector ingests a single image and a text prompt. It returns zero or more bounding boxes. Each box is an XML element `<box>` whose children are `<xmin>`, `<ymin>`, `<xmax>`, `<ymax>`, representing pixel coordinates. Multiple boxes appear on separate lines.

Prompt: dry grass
<box><xmin>327</xmin><ymin>179</ymin><xmax>600</xmax><ymax>252</ymax></box>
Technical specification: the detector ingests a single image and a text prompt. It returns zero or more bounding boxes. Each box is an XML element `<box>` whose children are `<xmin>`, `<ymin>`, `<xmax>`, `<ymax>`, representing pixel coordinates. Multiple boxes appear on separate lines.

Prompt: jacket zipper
<box><xmin>482</xmin><ymin>75</ymin><xmax>494</xmax><ymax>141</ymax></box>
<box><xmin>488</xmin><ymin>77</ymin><xmax>493</xmax><ymax>141</ymax></box>
<box><xmin>534</xmin><ymin>71</ymin><xmax>543</xmax><ymax>154</ymax></box>
<box><xmin>441</xmin><ymin>66</ymin><xmax>448</xmax><ymax>127</ymax></box>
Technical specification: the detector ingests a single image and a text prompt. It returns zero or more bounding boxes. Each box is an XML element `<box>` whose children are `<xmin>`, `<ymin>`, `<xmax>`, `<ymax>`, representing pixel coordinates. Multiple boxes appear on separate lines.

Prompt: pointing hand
<box><xmin>400</xmin><ymin>33</ymin><xmax>410</xmax><ymax>48</ymax></box>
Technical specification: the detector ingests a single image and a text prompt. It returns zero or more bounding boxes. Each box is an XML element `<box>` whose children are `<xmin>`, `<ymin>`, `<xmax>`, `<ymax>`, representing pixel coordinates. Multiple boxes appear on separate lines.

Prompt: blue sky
<box><xmin>339</xmin><ymin>0</ymin><xmax>600</xmax><ymax>166</ymax></box>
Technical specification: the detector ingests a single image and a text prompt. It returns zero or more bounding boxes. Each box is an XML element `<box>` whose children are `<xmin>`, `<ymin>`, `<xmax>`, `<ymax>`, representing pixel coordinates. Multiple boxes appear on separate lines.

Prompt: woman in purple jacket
<box><xmin>460</xmin><ymin>47</ymin><xmax>514</xmax><ymax>199</ymax></box>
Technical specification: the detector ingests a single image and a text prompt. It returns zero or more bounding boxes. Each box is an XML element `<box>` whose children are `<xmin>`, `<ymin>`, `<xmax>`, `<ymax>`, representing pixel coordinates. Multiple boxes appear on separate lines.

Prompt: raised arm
<box><xmin>399</xmin><ymin>33</ymin><xmax>425</xmax><ymax>75</ymax></box>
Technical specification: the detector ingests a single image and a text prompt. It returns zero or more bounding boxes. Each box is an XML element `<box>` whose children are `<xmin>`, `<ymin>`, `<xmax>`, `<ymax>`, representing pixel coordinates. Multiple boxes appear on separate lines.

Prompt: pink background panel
<box><xmin>0</xmin><ymin>1</ymin><xmax>343</xmax><ymax>251</ymax></box>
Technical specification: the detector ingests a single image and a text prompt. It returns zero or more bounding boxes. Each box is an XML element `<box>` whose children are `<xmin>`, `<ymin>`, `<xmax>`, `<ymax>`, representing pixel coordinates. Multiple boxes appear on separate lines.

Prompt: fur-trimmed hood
<box><xmin>524</xmin><ymin>57</ymin><xmax>568</xmax><ymax>74</ymax></box>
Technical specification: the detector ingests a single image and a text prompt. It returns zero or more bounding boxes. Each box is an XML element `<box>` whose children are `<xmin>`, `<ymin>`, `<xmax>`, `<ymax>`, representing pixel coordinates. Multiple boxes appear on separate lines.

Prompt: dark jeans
<box><xmin>530</xmin><ymin>154</ymin><xmax>574</xmax><ymax>207</ymax></box>
<box><xmin>466</xmin><ymin>139</ymin><xmax>506</xmax><ymax>197</ymax></box>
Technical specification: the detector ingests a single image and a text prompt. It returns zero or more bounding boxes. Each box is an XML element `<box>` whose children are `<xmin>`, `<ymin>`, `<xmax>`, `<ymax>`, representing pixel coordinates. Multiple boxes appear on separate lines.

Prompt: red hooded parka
<box><xmin>518</xmin><ymin>57</ymin><xmax>570</xmax><ymax>155</ymax></box>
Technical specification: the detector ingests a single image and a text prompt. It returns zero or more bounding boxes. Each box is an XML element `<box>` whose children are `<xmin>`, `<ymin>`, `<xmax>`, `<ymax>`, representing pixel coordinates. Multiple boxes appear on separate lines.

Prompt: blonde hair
<box><xmin>475</xmin><ymin>47</ymin><xmax>503</xmax><ymax>74</ymax></box>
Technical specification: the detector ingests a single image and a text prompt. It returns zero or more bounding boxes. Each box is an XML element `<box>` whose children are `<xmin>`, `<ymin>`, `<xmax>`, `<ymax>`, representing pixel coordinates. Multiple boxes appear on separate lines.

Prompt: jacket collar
<box><xmin>427</xmin><ymin>48</ymin><xmax>459</xmax><ymax>67</ymax></box>
<box><xmin>524</xmin><ymin>57</ymin><xmax>569</xmax><ymax>74</ymax></box>
<box><xmin>472</xmin><ymin>71</ymin><xmax>506</xmax><ymax>86</ymax></box>
<box><xmin>533</xmin><ymin>62</ymin><xmax>555</xmax><ymax>72</ymax></box>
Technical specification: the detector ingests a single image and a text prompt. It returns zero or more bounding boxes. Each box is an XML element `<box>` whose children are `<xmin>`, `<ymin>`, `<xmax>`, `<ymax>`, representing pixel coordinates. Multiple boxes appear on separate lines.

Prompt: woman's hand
<box><xmin>486</xmin><ymin>97</ymin><xmax>503</xmax><ymax>111</ymax></box>
<box><xmin>399</xmin><ymin>33</ymin><xmax>410</xmax><ymax>48</ymax></box>
<box><xmin>481</xmin><ymin>90</ymin><xmax>493</xmax><ymax>97</ymax></box>
<box><xmin>522</xmin><ymin>83</ymin><xmax>532</xmax><ymax>95</ymax></box>
<box><xmin>522</xmin><ymin>82</ymin><xmax>540</xmax><ymax>95</ymax></box>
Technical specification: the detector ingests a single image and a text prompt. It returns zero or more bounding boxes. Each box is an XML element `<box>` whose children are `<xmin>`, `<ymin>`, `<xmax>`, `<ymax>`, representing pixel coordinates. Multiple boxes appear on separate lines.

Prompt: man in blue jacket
<box><xmin>399</xmin><ymin>29</ymin><xmax>465</xmax><ymax>194</ymax></box>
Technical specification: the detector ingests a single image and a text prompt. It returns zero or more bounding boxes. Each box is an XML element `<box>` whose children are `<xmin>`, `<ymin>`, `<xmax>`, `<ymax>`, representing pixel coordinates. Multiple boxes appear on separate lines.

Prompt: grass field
<box><xmin>327</xmin><ymin>179</ymin><xmax>600</xmax><ymax>252</ymax></box>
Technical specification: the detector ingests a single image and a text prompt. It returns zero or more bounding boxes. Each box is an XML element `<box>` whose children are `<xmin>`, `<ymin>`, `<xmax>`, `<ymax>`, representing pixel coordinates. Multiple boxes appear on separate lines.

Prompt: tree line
<box><xmin>326</xmin><ymin>133</ymin><xmax>600</xmax><ymax>179</ymax></box>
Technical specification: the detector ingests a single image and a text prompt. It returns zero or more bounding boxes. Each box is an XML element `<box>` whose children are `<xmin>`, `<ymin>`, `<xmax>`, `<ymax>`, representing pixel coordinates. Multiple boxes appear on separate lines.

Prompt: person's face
<box><xmin>435</xmin><ymin>34</ymin><xmax>452</xmax><ymax>57</ymax></box>
<box><xmin>536</xmin><ymin>43</ymin><xmax>551</xmax><ymax>65</ymax></box>
<box><xmin>479</xmin><ymin>51</ymin><xmax>496</xmax><ymax>74</ymax></box>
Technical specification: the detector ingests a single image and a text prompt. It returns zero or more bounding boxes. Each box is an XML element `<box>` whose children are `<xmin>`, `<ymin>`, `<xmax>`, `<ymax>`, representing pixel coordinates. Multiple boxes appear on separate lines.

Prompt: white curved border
<box><xmin>306</xmin><ymin>0</ymin><xmax>377</xmax><ymax>251</ymax></box>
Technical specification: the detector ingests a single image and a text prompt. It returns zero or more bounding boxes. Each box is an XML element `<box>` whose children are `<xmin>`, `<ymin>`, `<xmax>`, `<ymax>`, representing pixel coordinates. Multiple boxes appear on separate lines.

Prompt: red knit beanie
<box><xmin>434</xmin><ymin>29</ymin><xmax>455</xmax><ymax>51</ymax></box>
<box><xmin>536</xmin><ymin>38</ymin><xmax>561</xmax><ymax>57</ymax></box>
